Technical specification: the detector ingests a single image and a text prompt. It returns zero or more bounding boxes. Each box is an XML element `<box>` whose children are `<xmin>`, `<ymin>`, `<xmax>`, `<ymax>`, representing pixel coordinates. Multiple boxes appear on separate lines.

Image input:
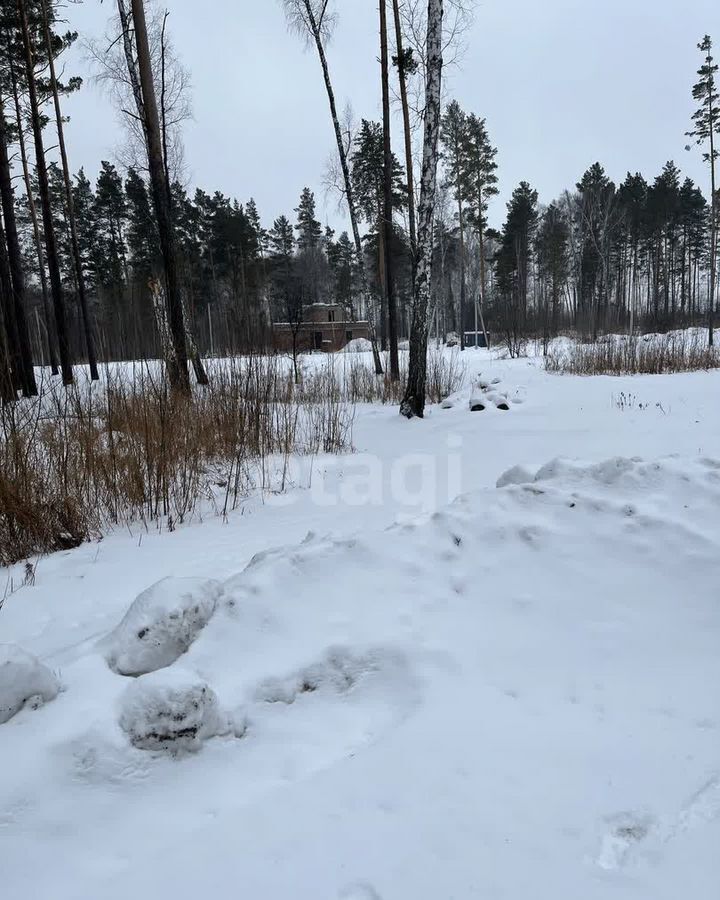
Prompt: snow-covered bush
<box><xmin>343</xmin><ymin>337</ymin><xmax>373</xmax><ymax>353</ymax></box>
<box><xmin>118</xmin><ymin>668</ymin><xmax>227</xmax><ymax>754</ymax></box>
<box><xmin>105</xmin><ymin>577</ymin><xmax>221</xmax><ymax>677</ymax></box>
<box><xmin>445</xmin><ymin>332</ymin><xmax>460</xmax><ymax>347</ymax></box>
<box><xmin>0</xmin><ymin>644</ymin><xmax>60</xmax><ymax>724</ymax></box>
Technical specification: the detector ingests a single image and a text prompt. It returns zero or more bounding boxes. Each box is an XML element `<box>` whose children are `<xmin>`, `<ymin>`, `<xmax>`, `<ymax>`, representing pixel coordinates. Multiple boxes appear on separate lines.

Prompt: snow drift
<box><xmin>105</xmin><ymin>577</ymin><xmax>221</xmax><ymax>676</ymax></box>
<box><xmin>1</xmin><ymin>452</ymin><xmax>719</xmax><ymax>900</ymax></box>
<box><xmin>0</xmin><ymin>644</ymin><xmax>60</xmax><ymax>724</ymax></box>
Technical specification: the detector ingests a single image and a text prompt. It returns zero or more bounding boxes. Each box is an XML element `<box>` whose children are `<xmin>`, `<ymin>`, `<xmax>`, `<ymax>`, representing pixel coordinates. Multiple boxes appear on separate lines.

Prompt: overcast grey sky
<box><xmin>62</xmin><ymin>0</ymin><xmax>719</xmax><ymax>231</ymax></box>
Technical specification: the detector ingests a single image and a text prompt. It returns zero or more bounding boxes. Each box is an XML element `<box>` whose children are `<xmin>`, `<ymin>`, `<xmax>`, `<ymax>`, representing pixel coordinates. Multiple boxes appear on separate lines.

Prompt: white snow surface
<box><xmin>104</xmin><ymin>576</ymin><xmax>221</xmax><ymax>676</ymax></box>
<box><xmin>1</xmin><ymin>349</ymin><xmax>719</xmax><ymax>899</ymax></box>
<box><xmin>0</xmin><ymin>644</ymin><xmax>60</xmax><ymax>723</ymax></box>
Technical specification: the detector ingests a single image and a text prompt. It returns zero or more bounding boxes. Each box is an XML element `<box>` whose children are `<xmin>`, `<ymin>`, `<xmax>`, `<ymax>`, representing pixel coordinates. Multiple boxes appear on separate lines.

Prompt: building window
<box><xmin>346</xmin><ymin>331</ymin><xmax>353</xmax><ymax>343</ymax></box>
<box><xmin>328</xmin><ymin>310</ymin><xmax>335</xmax><ymax>322</ymax></box>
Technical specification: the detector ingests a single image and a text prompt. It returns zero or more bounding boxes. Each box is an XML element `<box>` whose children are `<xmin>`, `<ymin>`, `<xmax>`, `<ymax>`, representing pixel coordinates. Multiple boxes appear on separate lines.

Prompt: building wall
<box><xmin>272</xmin><ymin>319</ymin><xmax>369</xmax><ymax>353</ymax></box>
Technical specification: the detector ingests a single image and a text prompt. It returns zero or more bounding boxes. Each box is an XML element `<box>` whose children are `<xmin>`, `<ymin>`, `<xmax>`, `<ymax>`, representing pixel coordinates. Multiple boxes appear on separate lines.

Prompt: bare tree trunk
<box><xmin>458</xmin><ymin>196</ymin><xmax>467</xmax><ymax>349</ymax></box>
<box><xmin>39</xmin><ymin>0</ymin><xmax>98</xmax><ymax>380</ymax></box>
<box><xmin>400</xmin><ymin>0</ymin><xmax>443</xmax><ymax>419</ymax></box>
<box><xmin>709</xmin><ymin>86</ymin><xmax>716</xmax><ymax>347</ymax></box>
<box><xmin>0</xmin><ymin>91</ymin><xmax>36</xmax><ymax>396</ymax></box>
<box><xmin>17</xmin><ymin>0</ymin><xmax>73</xmax><ymax>385</ymax></box>
<box><xmin>300</xmin><ymin>0</ymin><xmax>383</xmax><ymax>375</ymax></box>
<box><xmin>392</xmin><ymin>0</ymin><xmax>417</xmax><ymax>261</ymax></box>
<box><xmin>380</xmin><ymin>0</ymin><xmax>400</xmax><ymax>379</ymax></box>
<box><xmin>7</xmin><ymin>35</ymin><xmax>57</xmax><ymax>375</ymax></box>
<box><xmin>129</xmin><ymin>0</ymin><xmax>190</xmax><ymax>393</ymax></box>
<box><xmin>158</xmin><ymin>9</ymin><xmax>208</xmax><ymax>386</ymax></box>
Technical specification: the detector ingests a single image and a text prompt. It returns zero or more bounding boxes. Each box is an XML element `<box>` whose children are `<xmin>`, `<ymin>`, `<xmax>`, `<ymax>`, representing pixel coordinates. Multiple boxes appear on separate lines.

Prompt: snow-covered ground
<box><xmin>2</xmin><ymin>347</ymin><xmax>719</xmax><ymax>899</ymax></box>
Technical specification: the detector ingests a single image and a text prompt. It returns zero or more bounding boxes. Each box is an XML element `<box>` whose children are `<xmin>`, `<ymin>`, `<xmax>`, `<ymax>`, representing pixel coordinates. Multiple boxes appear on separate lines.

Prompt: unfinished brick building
<box><xmin>272</xmin><ymin>303</ymin><xmax>370</xmax><ymax>353</ymax></box>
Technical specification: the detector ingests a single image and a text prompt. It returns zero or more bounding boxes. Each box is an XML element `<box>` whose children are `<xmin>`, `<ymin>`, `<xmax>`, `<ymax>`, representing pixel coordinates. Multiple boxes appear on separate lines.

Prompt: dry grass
<box><xmin>545</xmin><ymin>331</ymin><xmax>720</xmax><ymax>376</ymax></box>
<box><xmin>314</xmin><ymin>346</ymin><xmax>466</xmax><ymax>405</ymax></box>
<box><xmin>0</xmin><ymin>348</ymin><xmax>466</xmax><ymax>566</ymax></box>
<box><xmin>0</xmin><ymin>355</ymin><xmax>354</xmax><ymax>566</ymax></box>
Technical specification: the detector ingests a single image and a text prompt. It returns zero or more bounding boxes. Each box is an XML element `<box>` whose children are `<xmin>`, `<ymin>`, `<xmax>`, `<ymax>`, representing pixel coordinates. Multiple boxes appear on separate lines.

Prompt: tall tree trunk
<box><xmin>458</xmin><ymin>196</ymin><xmax>466</xmax><ymax>349</ymax></box>
<box><xmin>0</xmin><ymin>298</ymin><xmax>14</xmax><ymax>402</ymax></box>
<box><xmin>709</xmin><ymin>81</ymin><xmax>716</xmax><ymax>347</ymax></box>
<box><xmin>0</xmin><ymin>92</ymin><xmax>36</xmax><ymax>396</ymax></box>
<box><xmin>380</xmin><ymin>0</ymin><xmax>399</xmax><ymax>379</ymax></box>
<box><xmin>0</xmin><ymin>232</ymin><xmax>22</xmax><ymax>396</ymax></box>
<box><xmin>7</xmin><ymin>34</ymin><xmax>57</xmax><ymax>375</ymax></box>
<box><xmin>17</xmin><ymin>0</ymin><xmax>73</xmax><ymax>384</ymax></box>
<box><xmin>391</xmin><ymin>0</ymin><xmax>417</xmax><ymax>260</ymax></box>
<box><xmin>300</xmin><ymin>0</ymin><xmax>383</xmax><ymax>375</ymax></box>
<box><xmin>400</xmin><ymin>0</ymin><xmax>443</xmax><ymax>419</ymax></box>
<box><xmin>39</xmin><ymin>0</ymin><xmax>98</xmax><ymax>380</ymax></box>
<box><xmin>129</xmin><ymin>0</ymin><xmax>190</xmax><ymax>392</ymax></box>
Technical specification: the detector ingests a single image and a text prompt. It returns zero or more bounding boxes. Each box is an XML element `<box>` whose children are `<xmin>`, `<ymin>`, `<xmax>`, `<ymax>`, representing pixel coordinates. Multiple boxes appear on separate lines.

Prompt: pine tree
<box><xmin>125</xmin><ymin>168</ymin><xmax>159</xmax><ymax>280</ymax></box>
<box><xmin>16</xmin><ymin>0</ymin><xmax>73</xmax><ymax>383</ymax></box>
<box><xmin>440</xmin><ymin>100</ymin><xmax>469</xmax><ymax>348</ymax></box>
<box><xmin>94</xmin><ymin>161</ymin><xmax>128</xmax><ymax>288</ymax></box>
<box><xmin>536</xmin><ymin>203</ymin><xmax>569</xmax><ymax>338</ymax></box>
<box><xmin>294</xmin><ymin>187</ymin><xmax>322</xmax><ymax>251</ymax></box>
<box><xmin>687</xmin><ymin>35</ymin><xmax>719</xmax><ymax>345</ymax></box>
<box><xmin>269</xmin><ymin>214</ymin><xmax>301</xmax><ymax>380</ymax></box>
<box><xmin>617</xmin><ymin>172</ymin><xmax>648</xmax><ymax>331</ymax></box>
<box><xmin>351</xmin><ymin>119</ymin><xmax>406</xmax><ymax>347</ymax></box>
<box><xmin>576</xmin><ymin>163</ymin><xmax>616</xmax><ymax>336</ymax></box>
<box><xmin>462</xmin><ymin>113</ymin><xmax>498</xmax><ymax>335</ymax></box>
<box><xmin>496</xmin><ymin>181</ymin><xmax>538</xmax><ymax>352</ymax></box>
<box><xmin>72</xmin><ymin>169</ymin><xmax>97</xmax><ymax>289</ymax></box>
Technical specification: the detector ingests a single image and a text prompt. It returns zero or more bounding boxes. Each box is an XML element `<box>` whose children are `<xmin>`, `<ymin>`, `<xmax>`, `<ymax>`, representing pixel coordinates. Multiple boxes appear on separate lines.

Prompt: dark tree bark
<box><xmin>17</xmin><ymin>0</ymin><xmax>73</xmax><ymax>385</ymax></box>
<box><xmin>380</xmin><ymin>0</ymin><xmax>400</xmax><ymax>380</ymax></box>
<box><xmin>391</xmin><ymin>0</ymin><xmax>417</xmax><ymax>260</ymax></box>
<box><xmin>400</xmin><ymin>0</ymin><xmax>443</xmax><ymax>419</ymax></box>
<box><xmin>0</xmin><ymin>93</ymin><xmax>36</xmax><ymax>396</ymax></box>
<box><xmin>7</xmin><ymin>32</ymin><xmax>57</xmax><ymax>375</ymax></box>
<box><xmin>129</xmin><ymin>0</ymin><xmax>189</xmax><ymax>392</ymax></box>
<box><xmin>39</xmin><ymin>0</ymin><xmax>99</xmax><ymax>380</ymax></box>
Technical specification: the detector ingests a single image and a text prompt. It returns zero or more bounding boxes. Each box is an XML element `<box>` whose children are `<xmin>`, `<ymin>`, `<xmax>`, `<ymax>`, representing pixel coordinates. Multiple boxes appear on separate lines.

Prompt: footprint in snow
<box><xmin>596</xmin><ymin>775</ymin><xmax>720</xmax><ymax>870</ymax></box>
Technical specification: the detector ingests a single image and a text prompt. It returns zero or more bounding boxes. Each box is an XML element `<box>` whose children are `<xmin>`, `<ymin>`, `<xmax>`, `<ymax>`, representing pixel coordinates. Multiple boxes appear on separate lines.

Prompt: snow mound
<box><xmin>468</xmin><ymin>390</ymin><xmax>486</xmax><ymax>411</ymax></box>
<box><xmin>254</xmin><ymin>646</ymin><xmax>393</xmax><ymax>705</ymax></box>
<box><xmin>118</xmin><ymin>668</ymin><xmax>227</xmax><ymax>754</ymax></box>
<box><xmin>106</xmin><ymin>577</ymin><xmax>221</xmax><ymax>676</ymax></box>
<box><xmin>343</xmin><ymin>337</ymin><xmax>372</xmax><ymax>353</ymax></box>
<box><xmin>496</xmin><ymin>464</ymin><xmax>536</xmax><ymax>488</ymax></box>
<box><xmin>0</xmin><ymin>644</ymin><xmax>60</xmax><ymax>724</ymax></box>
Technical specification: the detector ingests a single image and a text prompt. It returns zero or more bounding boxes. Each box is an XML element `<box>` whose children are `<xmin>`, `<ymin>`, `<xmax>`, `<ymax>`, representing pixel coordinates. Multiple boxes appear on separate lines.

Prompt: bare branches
<box><xmin>281</xmin><ymin>0</ymin><xmax>337</xmax><ymax>49</ymax></box>
<box><xmin>397</xmin><ymin>0</ymin><xmax>475</xmax><ymax>121</ymax></box>
<box><xmin>84</xmin><ymin>0</ymin><xmax>191</xmax><ymax>182</ymax></box>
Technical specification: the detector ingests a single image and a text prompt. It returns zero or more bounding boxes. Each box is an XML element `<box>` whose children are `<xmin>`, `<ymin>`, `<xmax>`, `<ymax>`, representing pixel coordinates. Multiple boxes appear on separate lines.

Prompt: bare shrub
<box><xmin>0</xmin><ymin>347</ymin><xmax>466</xmax><ymax>565</ymax></box>
<box><xmin>0</xmin><ymin>356</ymin><xmax>354</xmax><ymax>565</ymax></box>
<box><xmin>545</xmin><ymin>331</ymin><xmax>720</xmax><ymax>376</ymax></box>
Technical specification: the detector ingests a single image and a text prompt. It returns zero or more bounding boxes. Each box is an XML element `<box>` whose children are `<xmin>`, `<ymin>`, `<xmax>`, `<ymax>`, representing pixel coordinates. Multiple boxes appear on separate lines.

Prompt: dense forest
<box><xmin>0</xmin><ymin>0</ymin><xmax>718</xmax><ymax>409</ymax></box>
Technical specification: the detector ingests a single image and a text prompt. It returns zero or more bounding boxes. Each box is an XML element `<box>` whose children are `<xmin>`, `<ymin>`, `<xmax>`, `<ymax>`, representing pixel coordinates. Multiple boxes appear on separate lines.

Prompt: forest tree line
<box><xmin>0</xmin><ymin>0</ymin><xmax>718</xmax><ymax>414</ymax></box>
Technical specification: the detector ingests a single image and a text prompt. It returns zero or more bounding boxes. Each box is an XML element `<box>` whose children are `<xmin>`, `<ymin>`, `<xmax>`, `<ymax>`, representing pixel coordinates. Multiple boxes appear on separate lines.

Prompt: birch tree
<box><xmin>281</xmin><ymin>0</ymin><xmax>383</xmax><ymax>374</ymax></box>
<box><xmin>400</xmin><ymin>0</ymin><xmax>443</xmax><ymax>419</ymax></box>
<box><xmin>126</xmin><ymin>0</ymin><xmax>190</xmax><ymax>392</ymax></box>
<box><xmin>687</xmin><ymin>35</ymin><xmax>719</xmax><ymax>346</ymax></box>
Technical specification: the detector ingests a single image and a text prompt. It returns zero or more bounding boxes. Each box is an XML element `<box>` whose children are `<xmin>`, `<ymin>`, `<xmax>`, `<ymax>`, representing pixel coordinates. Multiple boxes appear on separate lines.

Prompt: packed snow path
<box><xmin>1</xmin><ymin>353</ymin><xmax>719</xmax><ymax>899</ymax></box>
